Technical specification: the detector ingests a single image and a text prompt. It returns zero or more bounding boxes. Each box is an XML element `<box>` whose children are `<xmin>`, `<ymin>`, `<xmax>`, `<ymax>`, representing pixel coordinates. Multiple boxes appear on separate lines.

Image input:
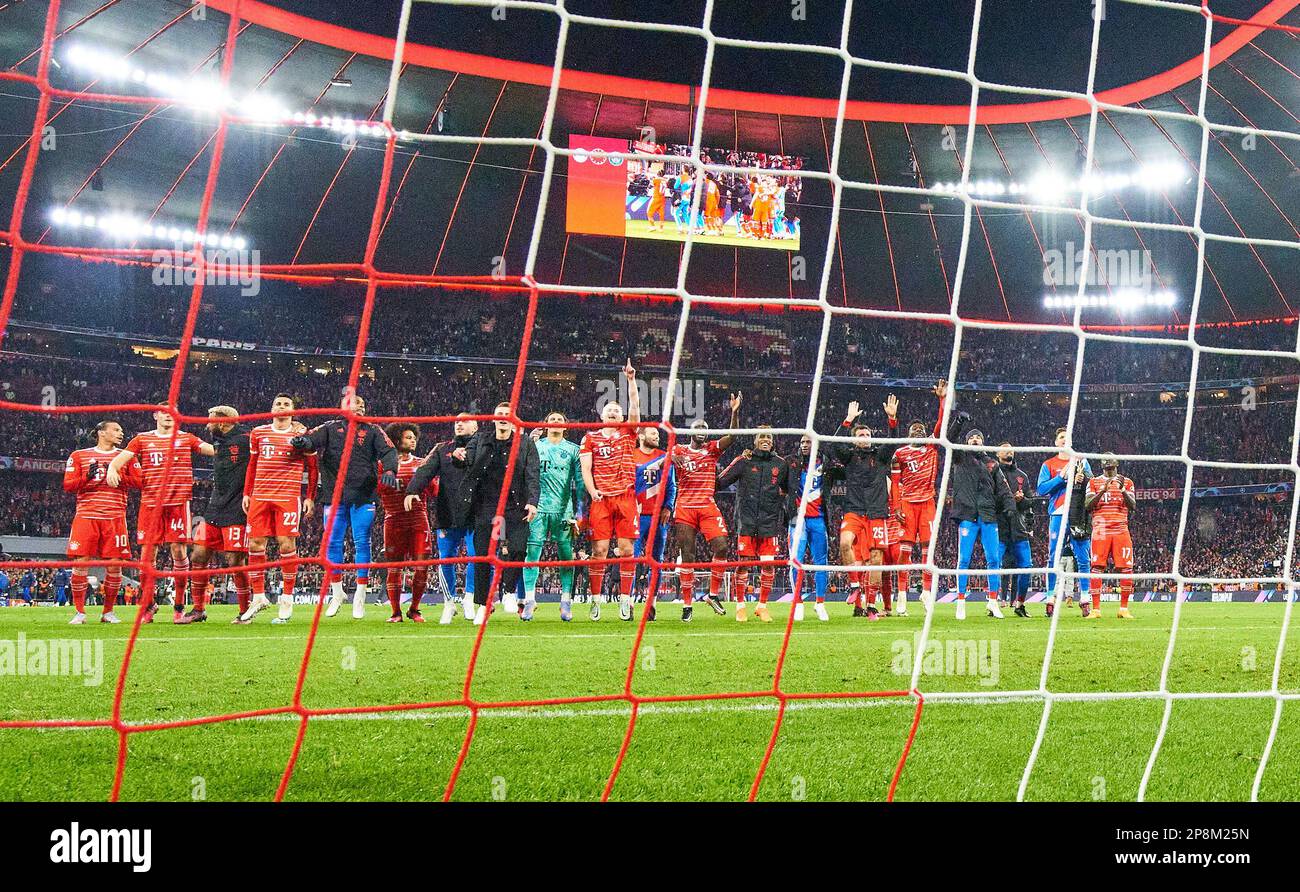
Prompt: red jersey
<box><xmin>1087</xmin><ymin>474</ymin><xmax>1133</xmax><ymax>537</ymax></box>
<box><xmin>888</xmin><ymin>467</ymin><xmax>903</xmax><ymax>537</ymax></box>
<box><xmin>63</xmin><ymin>447</ymin><xmax>139</xmax><ymax>521</ymax></box>
<box><xmin>892</xmin><ymin>414</ymin><xmax>940</xmax><ymax>503</ymax></box>
<box><xmin>245</xmin><ymin>423</ymin><xmax>319</xmax><ymax>501</ymax></box>
<box><xmin>379</xmin><ymin>453</ymin><xmax>432</xmax><ymax>529</ymax></box>
<box><xmin>671</xmin><ymin>440</ymin><xmax>722</xmax><ymax>509</ymax></box>
<box><xmin>126</xmin><ymin>429</ymin><xmax>205</xmax><ymax>506</ymax></box>
<box><xmin>580</xmin><ymin>429</ymin><xmax>635</xmax><ymax>495</ymax></box>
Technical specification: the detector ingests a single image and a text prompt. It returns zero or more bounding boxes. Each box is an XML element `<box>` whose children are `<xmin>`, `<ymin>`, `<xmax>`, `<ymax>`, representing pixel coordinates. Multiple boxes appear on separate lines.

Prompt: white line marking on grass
<box><xmin>24</xmin><ymin>690</ymin><xmax>1299</xmax><ymax>732</ymax></box>
<box><xmin>118</xmin><ymin>623</ymin><xmax>1297</xmax><ymax>644</ymax></box>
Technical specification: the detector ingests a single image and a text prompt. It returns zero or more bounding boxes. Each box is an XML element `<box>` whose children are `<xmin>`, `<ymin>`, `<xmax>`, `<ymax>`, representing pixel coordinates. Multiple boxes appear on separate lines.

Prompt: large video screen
<box><xmin>566</xmin><ymin>135</ymin><xmax>804</xmax><ymax>251</ymax></box>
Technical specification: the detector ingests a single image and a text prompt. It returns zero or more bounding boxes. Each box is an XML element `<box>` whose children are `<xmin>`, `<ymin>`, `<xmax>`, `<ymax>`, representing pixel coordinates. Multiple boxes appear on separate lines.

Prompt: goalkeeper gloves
<box><xmin>380</xmin><ymin>470</ymin><xmax>401</xmax><ymax>491</ymax></box>
<box><xmin>86</xmin><ymin>461</ymin><xmax>102</xmax><ymax>482</ymax></box>
<box><xmin>289</xmin><ymin>435</ymin><xmax>311</xmax><ymax>451</ymax></box>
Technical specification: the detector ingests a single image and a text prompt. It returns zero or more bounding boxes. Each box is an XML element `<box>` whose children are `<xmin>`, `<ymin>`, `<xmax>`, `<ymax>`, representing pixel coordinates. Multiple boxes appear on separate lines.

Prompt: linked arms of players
<box><xmin>106</xmin><ymin>434</ymin><xmax>213</xmax><ymax>487</ymax></box>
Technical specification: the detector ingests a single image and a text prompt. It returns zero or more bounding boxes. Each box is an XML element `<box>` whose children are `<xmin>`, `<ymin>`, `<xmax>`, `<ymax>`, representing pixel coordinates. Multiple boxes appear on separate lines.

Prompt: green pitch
<box><xmin>624</xmin><ymin>218</ymin><xmax>799</xmax><ymax>250</ymax></box>
<box><xmin>2</xmin><ymin>601</ymin><xmax>1299</xmax><ymax>802</ymax></box>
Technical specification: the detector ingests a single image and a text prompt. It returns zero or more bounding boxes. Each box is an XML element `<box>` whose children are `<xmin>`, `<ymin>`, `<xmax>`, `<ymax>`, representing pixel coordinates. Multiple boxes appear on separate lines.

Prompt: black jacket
<box><xmin>718</xmin><ymin>450</ymin><xmax>788</xmax><ymax>537</ymax></box>
<box><xmin>407</xmin><ymin>434</ymin><xmax>474</xmax><ymax>529</ymax></box>
<box><xmin>997</xmin><ymin>459</ymin><xmax>1033</xmax><ymax>544</ymax></box>
<box><xmin>303</xmin><ymin>420</ymin><xmax>397</xmax><ymax>507</ymax></box>
<box><xmin>830</xmin><ymin>418</ymin><xmax>900</xmax><ymax>519</ymax></box>
<box><xmin>453</xmin><ymin>428</ymin><xmax>541</xmax><ymax>528</ymax></box>
<box><xmin>948</xmin><ymin>413</ymin><xmax>1017</xmax><ymax>525</ymax></box>
<box><xmin>205</xmin><ymin>425</ymin><xmax>250</xmax><ymax>527</ymax></box>
<box><xmin>1067</xmin><ymin>464</ymin><xmax>1093</xmax><ymax>539</ymax></box>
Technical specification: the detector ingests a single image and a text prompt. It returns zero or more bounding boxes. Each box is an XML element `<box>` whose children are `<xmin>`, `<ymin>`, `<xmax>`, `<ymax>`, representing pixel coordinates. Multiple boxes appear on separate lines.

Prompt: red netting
<box><xmin>0</xmin><ymin>0</ymin><xmax>935</xmax><ymax>803</ymax></box>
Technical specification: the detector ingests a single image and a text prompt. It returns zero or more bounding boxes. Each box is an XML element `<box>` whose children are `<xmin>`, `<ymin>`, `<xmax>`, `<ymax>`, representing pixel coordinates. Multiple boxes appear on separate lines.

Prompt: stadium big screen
<box><xmin>566</xmin><ymin>135</ymin><xmax>804</xmax><ymax>251</ymax></box>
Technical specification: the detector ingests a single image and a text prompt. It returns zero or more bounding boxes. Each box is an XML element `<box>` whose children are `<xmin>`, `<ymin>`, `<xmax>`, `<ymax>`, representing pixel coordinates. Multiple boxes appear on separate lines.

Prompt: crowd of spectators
<box><xmin>4</xmin><ymin>285</ymin><xmax>1299</xmax><ymax>597</ymax></box>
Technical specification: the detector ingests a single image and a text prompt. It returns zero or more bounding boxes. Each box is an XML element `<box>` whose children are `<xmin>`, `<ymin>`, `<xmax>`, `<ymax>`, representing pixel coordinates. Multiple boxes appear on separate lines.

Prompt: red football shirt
<box><xmin>126</xmin><ymin>429</ymin><xmax>204</xmax><ymax>507</ymax></box>
<box><xmin>671</xmin><ymin>440</ymin><xmax>722</xmax><ymax>509</ymax></box>
<box><xmin>246</xmin><ymin>423</ymin><xmax>315</xmax><ymax>501</ymax></box>
<box><xmin>64</xmin><ymin>447</ymin><xmax>137</xmax><ymax>521</ymax></box>
<box><xmin>580</xmin><ymin>429</ymin><xmax>635</xmax><ymax>495</ymax></box>
<box><xmin>1088</xmin><ymin>474</ymin><xmax>1133</xmax><ymax>537</ymax></box>
<box><xmin>379</xmin><ymin>453</ymin><xmax>432</xmax><ymax>529</ymax></box>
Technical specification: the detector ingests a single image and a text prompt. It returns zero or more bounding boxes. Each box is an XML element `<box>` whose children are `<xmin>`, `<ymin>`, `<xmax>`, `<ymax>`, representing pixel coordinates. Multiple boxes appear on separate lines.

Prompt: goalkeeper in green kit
<box><xmin>522</xmin><ymin>411</ymin><xmax>582</xmax><ymax>621</ymax></box>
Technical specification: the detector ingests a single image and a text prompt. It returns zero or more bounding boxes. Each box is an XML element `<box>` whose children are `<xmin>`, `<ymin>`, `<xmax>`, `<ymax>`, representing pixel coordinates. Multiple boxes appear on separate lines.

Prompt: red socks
<box><xmin>281</xmin><ymin>549</ymin><xmax>298</xmax><ymax>596</ymax></box>
<box><xmin>71</xmin><ymin>570</ymin><xmax>88</xmax><ymax>613</ymax></box>
<box><xmin>411</xmin><ymin>567</ymin><xmax>427</xmax><ymax>613</ymax></box>
<box><xmin>386</xmin><ymin>571</ymin><xmax>403</xmax><ymax>614</ymax></box>
<box><xmin>103</xmin><ymin>569</ymin><xmax>121</xmax><ymax>613</ymax></box>
<box><xmin>248</xmin><ymin>547</ymin><xmax>267</xmax><ymax>597</ymax></box>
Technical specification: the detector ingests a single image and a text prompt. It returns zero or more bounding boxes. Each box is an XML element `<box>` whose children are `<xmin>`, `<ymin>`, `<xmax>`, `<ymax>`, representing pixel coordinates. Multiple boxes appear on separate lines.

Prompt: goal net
<box><xmin>1</xmin><ymin>0</ymin><xmax>1299</xmax><ymax>801</ymax></box>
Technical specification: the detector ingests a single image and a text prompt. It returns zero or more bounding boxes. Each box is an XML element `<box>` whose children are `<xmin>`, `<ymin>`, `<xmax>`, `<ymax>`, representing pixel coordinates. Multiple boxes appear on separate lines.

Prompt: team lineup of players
<box><xmin>59</xmin><ymin>363</ymin><xmax>1138</xmax><ymax>627</ymax></box>
<box><xmin>640</xmin><ymin>164</ymin><xmax>799</xmax><ymax>242</ymax></box>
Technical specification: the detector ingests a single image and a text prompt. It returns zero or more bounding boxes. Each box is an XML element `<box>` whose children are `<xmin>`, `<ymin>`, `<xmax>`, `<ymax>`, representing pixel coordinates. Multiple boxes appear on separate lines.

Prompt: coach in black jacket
<box><xmin>995</xmin><ymin>443</ymin><xmax>1034</xmax><ymax>615</ymax></box>
<box><xmin>947</xmin><ymin>409</ymin><xmax>1017</xmax><ymax>616</ymax></box>
<box><xmin>455</xmin><ymin>405</ymin><xmax>540</xmax><ymax>612</ymax></box>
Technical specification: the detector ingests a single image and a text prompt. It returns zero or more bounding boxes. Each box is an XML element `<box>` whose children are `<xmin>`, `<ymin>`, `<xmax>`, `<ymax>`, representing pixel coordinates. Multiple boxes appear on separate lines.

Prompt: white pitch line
<box><xmin>13</xmin><ymin>693</ymin><xmax>1028</xmax><ymax>731</ymax></box>
<box><xmin>85</xmin><ymin>621</ymin><xmax>1300</xmax><ymax>644</ymax></box>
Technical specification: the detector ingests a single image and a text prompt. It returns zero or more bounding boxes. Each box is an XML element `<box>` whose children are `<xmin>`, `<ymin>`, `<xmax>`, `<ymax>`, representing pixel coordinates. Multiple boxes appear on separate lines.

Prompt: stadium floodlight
<box><xmin>48</xmin><ymin>205</ymin><xmax>252</xmax><ymax>250</ymax></box>
<box><xmin>60</xmin><ymin>48</ymin><xmax>386</xmax><ymax>139</ymax></box>
<box><xmin>1043</xmin><ymin>290</ymin><xmax>1179</xmax><ymax>312</ymax></box>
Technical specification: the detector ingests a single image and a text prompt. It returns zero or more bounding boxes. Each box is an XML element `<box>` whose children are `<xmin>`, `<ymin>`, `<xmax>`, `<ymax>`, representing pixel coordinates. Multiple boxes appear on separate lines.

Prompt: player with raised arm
<box><xmin>717</xmin><ymin>425</ymin><xmax>787</xmax><ymax>622</ymax></box>
<box><xmin>238</xmin><ymin>393</ymin><xmax>319</xmax><ymax>624</ymax></box>
<box><xmin>892</xmin><ymin>380</ymin><xmax>948</xmax><ymax>613</ymax></box>
<box><xmin>63</xmin><ymin>421</ymin><xmax>141</xmax><ymax>624</ymax></box>
<box><xmin>946</xmin><ymin>409</ymin><xmax>1017</xmax><ymax>619</ymax></box>
<box><xmin>786</xmin><ymin>435</ymin><xmax>834</xmax><ymax>622</ymax></box>
<box><xmin>831</xmin><ymin>395</ymin><xmax>902</xmax><ymax>619</ymax></box>
<box><xmin>380</xmin><ymin>422</ymin><xmax>433</xmax><ymax>622</ymax></box>
<box><xmin>1038</xmin><ymin>427</ymin><xmax>1093</xmax><ymax>617</ymax></box>
<box><xmin>108</xmin><ymin>404</ymin><xmax>216</xmax><ymax>624</ymax></box>
<box><xmin>632</xmin><ymin>425</ymin><xmax>675</xmax><ymax>617</ymax></box>
<box><xmin>191</xmin><ymin>406</ymin><xmax>251</xmax><ymax>624</ymax></box>
<box><xmin>670</xmin><ymin>392</ymin><xmax>742</xmax><ymax>621</ymax></box>
<box><xmin>407</xmin><ymin>413</ymin><xmax>478</xmax><ymax>623</ymax></box>
<box><xmin>579</xmin><ymin>360</ymin><xmax>641</xmax><ymax>622</ymax></box>
<box><xmin>294</xmin><ymin>394</ymin><xmax>398</xmax><ymax>621</ymax></box>
<box><xmin>523</xmin><ymin>412</ymin><xmax>581</xmax><ymax>621</ymax></box>
<box><xmin>1085</xmin><ymin>454</ymin><xmax>1137</xmax><ymax>620</ymax></box>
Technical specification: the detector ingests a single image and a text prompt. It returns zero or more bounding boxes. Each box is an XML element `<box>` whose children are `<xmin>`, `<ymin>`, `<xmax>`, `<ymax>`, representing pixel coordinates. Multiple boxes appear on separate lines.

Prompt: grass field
<box><xmin>1</xmin><ymin>600</ymin><xmax>1299</xmax><ymax>802</ymax></box>
<box><xmin>624</xmin><ymin>217</ymin><xmax>799</xmax><ymax>250</ymax></box>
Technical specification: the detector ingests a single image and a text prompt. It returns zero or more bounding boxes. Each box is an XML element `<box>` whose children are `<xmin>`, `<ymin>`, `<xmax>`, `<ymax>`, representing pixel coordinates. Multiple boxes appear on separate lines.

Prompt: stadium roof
<box><xmin>1</xmin><ymin>0</ymin><xmax>1298</xmax><ymax>326</ymax></box>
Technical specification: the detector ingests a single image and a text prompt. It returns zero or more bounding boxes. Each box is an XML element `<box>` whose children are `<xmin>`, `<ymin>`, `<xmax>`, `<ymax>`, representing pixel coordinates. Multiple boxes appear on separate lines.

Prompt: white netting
<box><xmin>379</xmin><ymin>0</ymin><xmax>1300</xmax><ymax>800</ymax></box>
